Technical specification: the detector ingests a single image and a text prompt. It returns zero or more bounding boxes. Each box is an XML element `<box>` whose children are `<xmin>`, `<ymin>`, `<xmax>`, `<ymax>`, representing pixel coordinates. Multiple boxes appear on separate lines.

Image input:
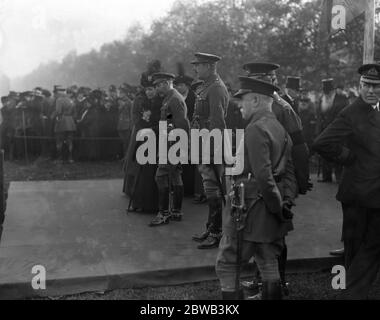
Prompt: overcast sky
<box><xmin>0</xmin><ymin>0</ymin><xmax>177</xmax><ymax>79</ymax></box>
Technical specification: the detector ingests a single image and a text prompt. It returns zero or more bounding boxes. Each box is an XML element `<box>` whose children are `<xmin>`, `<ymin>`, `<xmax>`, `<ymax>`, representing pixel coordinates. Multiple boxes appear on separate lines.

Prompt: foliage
<box><xmin>15</xmin><ymin>0</ymin><xmax>378</xmax><ymax>92</ymax></box>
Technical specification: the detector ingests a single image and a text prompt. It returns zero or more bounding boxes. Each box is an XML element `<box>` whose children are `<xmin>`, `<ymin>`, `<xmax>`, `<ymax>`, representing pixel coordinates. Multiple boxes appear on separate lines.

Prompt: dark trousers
<box><xmin>322</xmin><ymin>159</ymin><xmax>342</xmax><ymax>182</ymax></box>
<box><xmin>342</xmin><ymin>204</ymin><xmax>380</xmax><ymax>299</ymax></box>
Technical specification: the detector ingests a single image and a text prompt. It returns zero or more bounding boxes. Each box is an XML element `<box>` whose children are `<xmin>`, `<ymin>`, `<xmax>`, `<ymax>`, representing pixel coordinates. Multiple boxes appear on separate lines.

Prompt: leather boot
<box><xmin>192</xmin><ymin>204</ymin><xmax>211</xmax><ymax>242</ymax></box>
<box><xmin>261</xmin><ymin>281</ymin><xmax>282</xmax><ymax>300</ymax></box>
<box><xmin>149</xmin><ymin>188</ymin><xmax>170</xmax><ymax>227</ymax></box>
<box><xmin>222</xmin><ymin>290</ymin><xmax>245</xmax><ymax>300</ymax></box>
<box><xmin>149</xmin><ymin>211</ymin><xmax>170</xmax><ymax>227</ymax></box>
<box><xmin>197</xmin><ymin>232</ymin><xmax>221</xmax><ymax>249</ymax></box>
<box><xmin>192</xmin><ymin>230</ymin><xmax>210</xmax><ymax>242</ymax></box>
<box><xmin>171</xmin><ymin>186</ymin><xmax>184</xmax><ymax>221</ymax></box>
<box><xmin>197</xmin><ymin>197</ymin><xmax>222</xmax><ymax>249</ymax></box>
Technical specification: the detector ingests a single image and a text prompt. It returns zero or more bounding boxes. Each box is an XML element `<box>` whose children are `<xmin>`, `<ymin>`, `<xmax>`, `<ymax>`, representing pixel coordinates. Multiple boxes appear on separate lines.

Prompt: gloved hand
<box><xmin>282</xmin><ymin>198</ymin><xmax>295</xmax><ymax>221</ymax></box>
<box><xmin>282</xmin><ymin>204</ymin><xmax>294</xmax><ymax>221</ymax></box>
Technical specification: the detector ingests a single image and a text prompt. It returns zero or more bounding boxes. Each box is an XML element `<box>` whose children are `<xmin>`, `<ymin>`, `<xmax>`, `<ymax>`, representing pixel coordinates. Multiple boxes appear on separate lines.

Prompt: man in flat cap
<box><xmin>216</xmin><ymin>77</ymin><xmax>297</xmax><ymax>300</ymax></box>
<box><xmin>149</xmin><ymin>72</ymin><xmax>190</xmax><ymax>227</ymax></box>
<box><xmin>316</xmin><ymin>78</ymin><xmax>349</xmax><ymax>184</ymax></box>
<box><xmin>313</xmin><ymin>63</ymin><xmax>380</xmax><ymax>299</ymax></box>
<box><xmin>241</xmin><ymin>62</ymin><xmax>310</xmax><ymax>297</ymax></box>
<box><xmin>190</xmin><ymin>52</ymin><xmax>229</xmax><ymax>249</ymax></box>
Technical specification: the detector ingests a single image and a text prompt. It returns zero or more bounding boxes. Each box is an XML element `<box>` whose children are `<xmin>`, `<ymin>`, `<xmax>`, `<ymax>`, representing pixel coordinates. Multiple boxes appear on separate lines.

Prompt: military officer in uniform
<box><xmin>149</xmin><ymin>73</ymin><xmax>190</xmax><ymax>227</ymax></box>
<box><xmin>190</xmin><ymin>53</ymin><xmax>229</xmax><ymax>250</ymax></box>
<box><xmin>242</xmin><ymin>62</ymin><xmax>310</xmax><ymax>195</ymax></box>
<box><xmin>216</xmin><ymin>77</ymin><xmax>297</xmax><ymax>300</ymax></box>
<box><xmin>174</xmin><ymin>66</ymin><xmax>196</xmax><ymax>197</ymax></box>
<box><xmin>313</xmin><ymin>64</ymin><xmax>380</xmax><ymax>299</ymax></box>
<box><xmin>241</xmin><ymin>62</ymin><xmax>310</xmax><ymax>297</ymax></box>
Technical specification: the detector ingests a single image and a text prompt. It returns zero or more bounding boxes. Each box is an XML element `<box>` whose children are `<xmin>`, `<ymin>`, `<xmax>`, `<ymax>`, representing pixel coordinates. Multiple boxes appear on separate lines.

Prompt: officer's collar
<box><xmin>247</xmin><ymin>108</ymin><xmax>275</xmax><ymax>125</ymax></box>
<box><xmin>162</xmin><ymin>88</ymin><xmax>176</xmax><ymax>102</ymax></box>
<box><xmin>202</xmin><ymin>73</ymin><xmax>219</xmax><ymax>87</ymax></box>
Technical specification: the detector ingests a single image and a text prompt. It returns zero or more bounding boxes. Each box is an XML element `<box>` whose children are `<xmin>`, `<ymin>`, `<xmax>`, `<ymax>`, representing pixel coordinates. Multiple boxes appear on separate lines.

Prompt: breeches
<box><xmin>198</xmin><ymin>164</ymin><xmax>224</xmax><ymax>199</ymax></box>
<box><xmin>216</xmin><ymin>235</ymin><xmax>283</xmax><ymax>292</ymax></box>
<box><xmin>155</xmin><ymin>164</ymin><xmax>183</xmax><ymax>189</ymax></box>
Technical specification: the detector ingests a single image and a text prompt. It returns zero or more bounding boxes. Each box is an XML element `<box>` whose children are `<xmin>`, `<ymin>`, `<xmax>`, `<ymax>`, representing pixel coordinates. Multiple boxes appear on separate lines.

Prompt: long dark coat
<box><xmin>123</xmin><ymin>93</ymin><xmax>162</xmax><ymax>213</ymax></box>
<box><xmin>313</xmin><ymin>97</ymin><xmax>380</xmax><ymax>208</ymax></box>
<box><xmin>223</xmin><ymin>110</ymin><xmax>297</xmax><ymax>243</ymax></box>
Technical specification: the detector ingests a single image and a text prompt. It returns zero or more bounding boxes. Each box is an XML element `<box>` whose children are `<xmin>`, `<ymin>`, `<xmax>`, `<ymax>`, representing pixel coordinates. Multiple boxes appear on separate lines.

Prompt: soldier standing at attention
<box><xmin>190</xmin><ymin>53</ymin><xmax>229</xmax><ymax>250</ymax></box>
<box><xmin>149</xmin><ymin>73</ymin><xmax>190</xmax><ymax>227</ymax></box>
<box><xmin>216</xmin><ymin>77</ymin><xmax>297</xmax><ymax>300</ymax></box>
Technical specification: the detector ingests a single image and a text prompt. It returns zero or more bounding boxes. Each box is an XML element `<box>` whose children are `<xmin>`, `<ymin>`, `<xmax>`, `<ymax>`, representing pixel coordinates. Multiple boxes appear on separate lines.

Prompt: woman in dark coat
<box><xmin>123</xmin><ymin>80</ymin><xmax>162</xmax><ymax>213</ymax></box>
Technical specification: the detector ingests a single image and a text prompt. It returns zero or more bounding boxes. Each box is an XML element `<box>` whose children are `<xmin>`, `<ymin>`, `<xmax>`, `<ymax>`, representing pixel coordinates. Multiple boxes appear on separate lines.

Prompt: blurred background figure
<box><xmin>298</xmin><ymin>90</ymin><xmax>316</xmax><ymax>153</ymax></box>
<box><xmin>14</xmin><ymin>91</ymin><xmax>34</xmax><ymax>160</ymax></box>
<box><xmin>53</xmin><ymin>86</ymin><xmax>77</xmax><ymax>164</ymax></box>
<box><xmin>117</xmin><ymin>84</ymin><xmax>134</xmax><ymax>157</ymax></box>
<box><xmin>77</xmin><ymin>90</ymin><xmax>101</xmax><ymax>161</ymax></box>
<box><xmin>348</xmin><ymin>88</ymin><xmax>359</xmax><ymax>105</ymax></box>
<box><xmin>315</xmin><ymin>79</ymin><xmax>349</xmax><ymax>183</ymax></box>
<box><xmin>284</xmin><ymin>76</ymin><xmax>302</xmax><ymax>113</ymax></box>
<box><xmin>40</xmin><ymin>89</ymin><xmax>55</xmax><ymax>159</ymax></box>
<box><xmin>1</xmin><ymin>92</ymin><xmax>18</xmax><ymax>160</ymax></box>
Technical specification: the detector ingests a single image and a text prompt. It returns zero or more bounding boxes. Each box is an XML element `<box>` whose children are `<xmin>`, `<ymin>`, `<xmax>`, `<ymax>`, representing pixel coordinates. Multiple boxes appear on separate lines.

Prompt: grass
<box><xmin>4</xmin><ymin>157</ymin><xmax>123</xmax><ymax>184</ymax></box>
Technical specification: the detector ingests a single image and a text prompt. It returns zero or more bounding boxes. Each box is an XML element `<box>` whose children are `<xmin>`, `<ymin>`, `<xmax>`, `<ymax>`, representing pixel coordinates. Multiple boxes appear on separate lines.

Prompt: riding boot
<box><xmin>261</xmin><ymin>281</ymin><xmax>282</xmax><ymax>300</ymax></box>
<box><xmin>197</xmin><ymin>197</ymin><xmax>223</xmax><ymax>249</ymax></box>
<box><xmin>149</xmin><ymin>188</ymin><xmax>170</xmax><ymax>227</ymax></box>
<box><xmin>278</xmin><ymin>243</ymin><xmax>289</xmax><ymax>296</ymax></box>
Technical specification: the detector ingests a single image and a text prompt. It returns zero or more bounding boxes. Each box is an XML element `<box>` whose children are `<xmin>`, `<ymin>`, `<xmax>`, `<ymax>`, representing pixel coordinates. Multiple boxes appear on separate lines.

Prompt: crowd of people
<box><xmin>0</xmin><ymin>83</ymin><xmax>137</xmax><ymax>162</ymax></box>
<box><xmin>1</xmin><ymin>54</ymin><xmax>378</xmax><ymax>301</ymax></box>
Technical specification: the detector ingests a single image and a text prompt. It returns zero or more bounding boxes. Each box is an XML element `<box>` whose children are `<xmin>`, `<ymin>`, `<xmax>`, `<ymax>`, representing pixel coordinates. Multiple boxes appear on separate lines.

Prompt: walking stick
<box><xmin>168</xmin><ymin>166</ymin><xmax>174</xmax><ymax>215</ymax></box>
<box><xmin>231</xmin><ymin>180</ymin><xmax>245</xmax><ymax>299</ymax></box>
<box><xmin>127</xmin><ymin>164</ymin><xmax>143</xmax><ymax>214</ymax></box>
<box><xmin>22</xmin><ymin>109</ymin><xmax>29</xmax><ymax>164</ymax></box>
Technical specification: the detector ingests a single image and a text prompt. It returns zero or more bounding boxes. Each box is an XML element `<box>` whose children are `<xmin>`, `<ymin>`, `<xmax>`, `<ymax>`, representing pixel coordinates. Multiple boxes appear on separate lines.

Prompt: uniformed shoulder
<box><xmin>339</xmin><ymin>98</ymin><xmax>365</xmax><ymax>118</ymax></box>
<box><xmin>208</xmin><ymin>81</ymin><xmax>228</xmax><ymax>96</ymax></box>
<box><xmin>272</xmin><ymin>100</ymin><xmax>295</xmax><ymax>114</ymax></box>
<box><xmin>246</xmin><ymin>116</ymin><xmax>275</xmax><ymax>140</ymax></box>
<box><xmin>168</xmin><ymin>90</ymin><xmax>185</xmax><ymax>105</ymax></box>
